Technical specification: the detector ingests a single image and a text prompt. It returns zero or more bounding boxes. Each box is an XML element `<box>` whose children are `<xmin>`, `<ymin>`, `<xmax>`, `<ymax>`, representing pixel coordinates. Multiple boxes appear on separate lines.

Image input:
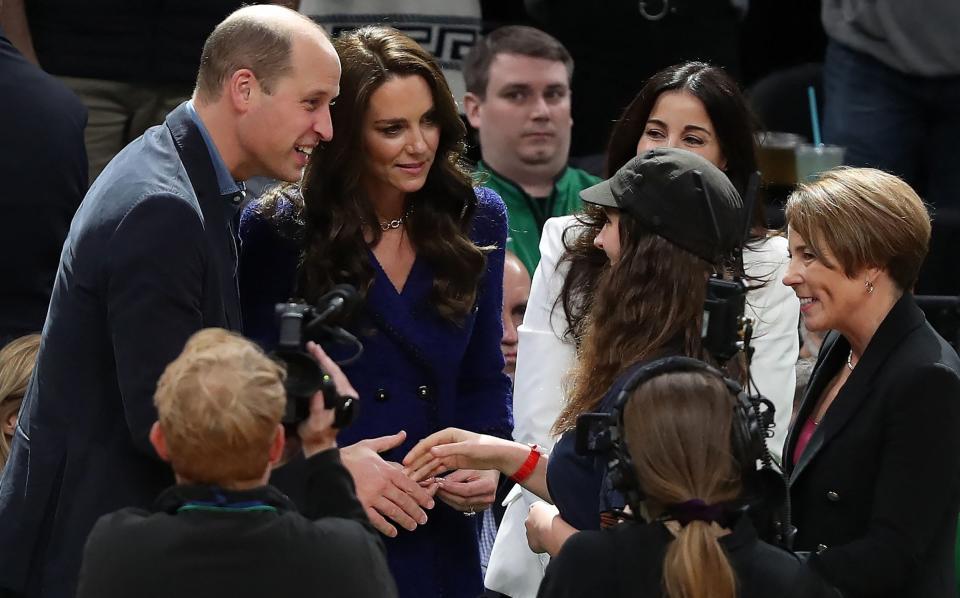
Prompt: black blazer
<box><xmin>784</xmin><ymin>293</ymin><xmax>960</xmax><ymax>598</ymax></box>
<box><xmin>0</xmin><ymin>103</ymin><xmax>244</xmax><ymax>598</ymax></box>
<box><xmin>538</xmin><ymin>516</ymin><xmax>839</xmax><ymax>598</ymax></box>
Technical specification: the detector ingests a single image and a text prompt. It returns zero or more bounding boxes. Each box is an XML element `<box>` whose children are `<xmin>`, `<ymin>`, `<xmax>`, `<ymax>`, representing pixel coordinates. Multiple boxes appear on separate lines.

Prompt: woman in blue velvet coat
<box><xmin>238</xmin><ymin>27</ymin><xmax>512</xmax><ymax>598</ymax></box>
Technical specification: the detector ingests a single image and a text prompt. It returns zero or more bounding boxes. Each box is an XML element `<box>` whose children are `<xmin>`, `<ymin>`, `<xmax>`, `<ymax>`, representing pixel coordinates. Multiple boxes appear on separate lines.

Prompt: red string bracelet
<box><xmin>509</xmin><ymin>444</ymin><xmax>540</xmax><ymax>484</ymax></box>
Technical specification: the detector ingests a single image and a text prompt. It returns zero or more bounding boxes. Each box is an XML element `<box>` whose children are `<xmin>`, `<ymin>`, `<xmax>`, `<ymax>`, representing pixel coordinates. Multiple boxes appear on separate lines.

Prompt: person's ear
<box><xmin>2</xmin><ymin>411</ymin><xmax>17</xmax><ymax>438</ymax></box>
<box><xmin>864</xmin><ymin>265</ymin><xmax>885</xmax><ymax>289</ymax></box>
<box><xmin>228</xmin><ymin>69</ymin><xmax>258</xmax><ymax>112</ymax></box>
<box><xmin>463</xmin><ymin>92</ymin><xmax>483</xmax><ymax>129</ymax></box>
<box><xmin>149</xmin><ymin>422</ymin><xmax>171</xmax><ymax>463</ymax></box>
<box><xmin>267</xmin><ymin>424</ymin><xmax>286</xmax><ymax>467</ymax></box>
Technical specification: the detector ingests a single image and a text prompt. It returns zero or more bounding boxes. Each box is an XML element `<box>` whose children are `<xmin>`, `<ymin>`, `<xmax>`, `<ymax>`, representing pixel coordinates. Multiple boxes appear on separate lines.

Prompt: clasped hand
<box><xmin>298</xmin><ymin>345</ymin><xmax>500</xmax><ymax>537</ymax></box>
<box><xmin>340</xmin><ymin>426</ymin><xmax>500</xmax><ymax>538</ymax></box>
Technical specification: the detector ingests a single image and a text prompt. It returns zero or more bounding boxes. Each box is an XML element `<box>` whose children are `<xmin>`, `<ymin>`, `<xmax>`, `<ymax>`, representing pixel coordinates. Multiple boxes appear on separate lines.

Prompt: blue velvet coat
<box><xmin>238</xmin><ymin>186</ymin><xmax>513</xmax><ymax>598</ymax></box>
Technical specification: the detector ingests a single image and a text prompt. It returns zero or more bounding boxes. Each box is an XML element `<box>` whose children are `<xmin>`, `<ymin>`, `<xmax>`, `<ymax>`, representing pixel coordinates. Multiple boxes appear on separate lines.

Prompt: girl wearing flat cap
<box><xmin>403</xmin><ymin>148</ymin><xmax>750</xmax><ymax>555</ymax></box>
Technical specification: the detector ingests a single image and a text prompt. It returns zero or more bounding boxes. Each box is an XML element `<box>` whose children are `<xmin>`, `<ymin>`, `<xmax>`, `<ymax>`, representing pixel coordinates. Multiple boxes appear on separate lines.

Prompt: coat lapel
<box><xmin>363</xmin><ymin>253</ymin><xmax>442</xmax><ymax>376</ymax></box>
<box><xmin>787</xmin><ymin>294</ymin><xmax>926</xmax><ymax>484</ymax></box>
<box><xmin>784</xmin><ymin>331</ymin><xmax>845</xmax><ymax>471</ymax></box>
<box><xmin>165</xmin><ymin>103</ymin><xmax>243</xmax><ymax>331</ymax></box>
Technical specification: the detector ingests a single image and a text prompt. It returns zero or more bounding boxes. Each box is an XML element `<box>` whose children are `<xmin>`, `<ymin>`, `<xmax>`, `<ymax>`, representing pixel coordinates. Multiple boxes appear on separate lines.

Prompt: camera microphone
<box><xmin>310</xmin><ymin>284</ymin><xmax>359</xmax><ymax>325</ymax></box>
<box><xmin>272</xmin><ymin>284</ymin><xmax>364</xmax><ymax>430</ymax></box>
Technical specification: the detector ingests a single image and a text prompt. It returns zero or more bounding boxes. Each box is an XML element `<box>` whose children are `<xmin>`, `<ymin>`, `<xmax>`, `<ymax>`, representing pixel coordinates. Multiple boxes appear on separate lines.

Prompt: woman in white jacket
<box><xmin>485</xmin><ymin>61</ymin><xmax>799</xmax><ymax>597</ymax></box>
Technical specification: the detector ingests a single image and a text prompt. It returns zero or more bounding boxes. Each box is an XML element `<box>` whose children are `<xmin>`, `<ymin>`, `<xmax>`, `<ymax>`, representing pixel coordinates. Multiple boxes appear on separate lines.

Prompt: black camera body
<box><xmin>271</xmin><ymin>285</ymin><xmax>362</xmax><ymax>430</ymax></box>
<box><xmin>703</xmin><ymin>276</ymin><xmax>752</xmax><ymax>365</ymax></box>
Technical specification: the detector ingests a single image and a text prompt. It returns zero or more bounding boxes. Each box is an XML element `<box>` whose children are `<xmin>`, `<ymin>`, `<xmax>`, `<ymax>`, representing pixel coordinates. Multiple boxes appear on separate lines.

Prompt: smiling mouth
<box><xmin>397</xmin><ymin>162</ymin><xmax>426</xmax><ymax>171</ymax></box>
<box><xmin>295</xmin><ymin>145</ymin><xmax>314</xmax><ymax>157</ymax></box>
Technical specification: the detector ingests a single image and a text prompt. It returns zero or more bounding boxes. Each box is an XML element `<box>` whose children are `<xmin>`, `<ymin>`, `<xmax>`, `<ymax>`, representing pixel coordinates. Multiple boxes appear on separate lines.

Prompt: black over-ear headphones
<box><xmin>575</xmin><ymin>356</ymin><xmax>781</xmax><ymax>519</ymax></box>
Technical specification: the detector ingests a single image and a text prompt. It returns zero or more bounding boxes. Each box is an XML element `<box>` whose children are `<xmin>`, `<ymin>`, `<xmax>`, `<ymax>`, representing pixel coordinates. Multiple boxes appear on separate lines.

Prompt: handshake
<box><xmin>338</xmin><ymin>427</ymin><xmax>504</xmax><ymax>538</ymax></box>
<box><xmin>302</xmin><ymin>341</ymin><xmax>500</xmax><ymax>538</ymax></box>
<box><xmin>309</xmin><ymin>343</ymin><xmax>559</xmax><ymax>551</ymax></box>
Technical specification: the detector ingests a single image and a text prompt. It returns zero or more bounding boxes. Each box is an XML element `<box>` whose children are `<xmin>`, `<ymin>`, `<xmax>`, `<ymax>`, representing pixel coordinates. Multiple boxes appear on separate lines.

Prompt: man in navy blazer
<box><xmin>0</xmin><ymin>23</ymin><xmax>87</xmax><ymax>347</ymax></box>
<box><xmin>0</xmin><ymin>6</ymin><xmax>341</xmax><ymax>597</ymax></box>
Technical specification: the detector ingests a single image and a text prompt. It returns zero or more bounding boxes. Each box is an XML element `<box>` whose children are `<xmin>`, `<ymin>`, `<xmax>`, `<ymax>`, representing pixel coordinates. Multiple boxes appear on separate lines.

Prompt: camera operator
<box><xmin>75</xmin><ymin>329</ymin><xmax>397</xmax><ymax>598</ymax></box>
<box><xmin>538</xmin><ymin>359</ymin><xmax>838</xmax><ymax>598</ymax></box>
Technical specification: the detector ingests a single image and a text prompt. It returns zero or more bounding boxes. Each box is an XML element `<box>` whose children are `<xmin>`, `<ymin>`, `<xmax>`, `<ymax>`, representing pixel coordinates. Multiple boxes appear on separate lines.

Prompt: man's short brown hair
<box><xmin>153</xmin><ymin>328</ymin><xmax>286</xmax><ymax>485</ymax></box>
<box><xmin>194</xmin><ymin>5</ymin><xmax>325</xmax><ymax>101</ymax></box>
<box><xmin>463</xmin><ymin>25</ymin><xmax>573</xmax><ymax>98</ymax></box>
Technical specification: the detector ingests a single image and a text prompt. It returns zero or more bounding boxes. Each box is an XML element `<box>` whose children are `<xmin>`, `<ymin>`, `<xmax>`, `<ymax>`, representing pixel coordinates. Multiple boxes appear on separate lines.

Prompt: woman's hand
<box><xmin>402</xmin><ymin>427</ymin><xmax>529</xmax><ymax>481</ymax></box>
<box><xmin>525</xmin><ymin>501</ymin><xmax>576</xmax><ymax>556</ymax></box>
<box><xmin>435</xmin><ymin>469</ymin><xmax>499</xmax><ymax>514</ymax></box>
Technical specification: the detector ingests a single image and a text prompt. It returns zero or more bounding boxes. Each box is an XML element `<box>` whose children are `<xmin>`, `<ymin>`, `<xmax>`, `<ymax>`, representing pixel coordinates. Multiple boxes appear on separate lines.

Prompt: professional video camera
<box><xmin>271</xmin><ymin>284</ymin><xmax>363</xmax><ymax>430</ymax></box>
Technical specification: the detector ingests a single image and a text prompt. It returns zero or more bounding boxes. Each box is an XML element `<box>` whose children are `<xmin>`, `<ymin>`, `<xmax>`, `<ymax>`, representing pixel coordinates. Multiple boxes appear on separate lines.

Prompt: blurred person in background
<box><xmin>463</xmin><ymin>25</ymin><xmax>599</xmax><ymax>275</ymax></box>
<box><xmin>820</xmin><ymin>0</ymin><xmax>960</xmax><ymax>296</ymax></box>
<box><xmin>0</xmin><ymin>0</ymin><xmax>303</xmax><ymax>182</ymax></box>
<box><xmin>500</xmin><ymin>251</ymin><xmax>531</xmax><ymax>380</ymax></box>
<box><xmin>524</xmin><ymin>0</ymin><xmax>743</xmax><ymax>171</ymax></box>
<box><xmin>0</xmin><ymin>9</ymin><xmax>86</xmax><ymax>347</ymax></box>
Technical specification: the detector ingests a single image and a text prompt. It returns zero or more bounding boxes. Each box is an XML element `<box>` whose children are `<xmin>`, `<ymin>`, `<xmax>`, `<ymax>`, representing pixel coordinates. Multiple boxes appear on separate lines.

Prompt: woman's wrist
<box><xmin>497</xmin><ymin>439</ymin><xmax>536</xmax><ymax>475</ymax></box>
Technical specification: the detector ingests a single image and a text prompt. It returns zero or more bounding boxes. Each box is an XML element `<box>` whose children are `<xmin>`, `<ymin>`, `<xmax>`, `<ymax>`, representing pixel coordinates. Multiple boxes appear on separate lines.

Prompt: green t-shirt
<box><xmin>476</xmin><ymin>161</ymin><xmax>600</xmax><ymax>275</ymax></box>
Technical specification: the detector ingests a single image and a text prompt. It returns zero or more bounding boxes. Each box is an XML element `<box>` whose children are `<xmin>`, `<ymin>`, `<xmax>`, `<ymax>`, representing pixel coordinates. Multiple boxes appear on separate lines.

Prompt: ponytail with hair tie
<box><xmin>665</xmin><ymin>499</ymin><xmax>725</xmax><ymax>527</ymax></box>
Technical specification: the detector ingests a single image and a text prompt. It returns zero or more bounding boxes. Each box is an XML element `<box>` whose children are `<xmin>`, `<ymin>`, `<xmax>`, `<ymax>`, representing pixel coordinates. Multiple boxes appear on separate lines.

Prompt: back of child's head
<box><xmin>622</xmin><ymin>370</ymin><xmax>742</xmax><ymax>598</ymax></box>
<box><xmin>0</xmin><ymin>334</ymin><xmax>42</xmax><ymax>468</ymax></box>
<box><xmin>153</xmin><ymin>328</ymin><xmax>286</xmax><ymax>486</ymax></box>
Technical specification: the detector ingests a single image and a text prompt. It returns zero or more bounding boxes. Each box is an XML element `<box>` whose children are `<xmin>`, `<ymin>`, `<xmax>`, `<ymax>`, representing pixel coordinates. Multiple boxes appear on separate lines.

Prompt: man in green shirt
<box><xmin>463</xmin><ymin>25</ymin><xmax>600</xmax><ymax>275</ymax></box>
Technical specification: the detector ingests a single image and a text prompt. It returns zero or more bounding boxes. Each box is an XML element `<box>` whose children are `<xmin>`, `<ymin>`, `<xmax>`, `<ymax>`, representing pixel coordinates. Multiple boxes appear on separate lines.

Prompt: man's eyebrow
<box><xmin>497</xmin><ymin>83</ymin><xmax>532</xmax><ymax>91</ymax></box>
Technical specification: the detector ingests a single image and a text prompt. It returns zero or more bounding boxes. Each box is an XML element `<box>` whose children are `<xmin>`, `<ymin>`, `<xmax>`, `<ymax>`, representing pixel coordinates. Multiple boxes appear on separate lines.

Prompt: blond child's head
<box><xmin>152</xmin><ymin>328</ymin><xmax>286</xmax><ymax>487</ymax></box>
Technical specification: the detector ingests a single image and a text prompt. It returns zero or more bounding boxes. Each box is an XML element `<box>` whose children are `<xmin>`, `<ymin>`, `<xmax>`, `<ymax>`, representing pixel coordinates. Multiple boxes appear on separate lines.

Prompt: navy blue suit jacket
<box><xmin>0</xmin><ymin>29</ymin><xmax>87</xmax><ymax>346</ymax></box>
<box><xmin>0</xmin><ymin>103</ymin><xmax>244</xmax><ymax>598</ymax></box>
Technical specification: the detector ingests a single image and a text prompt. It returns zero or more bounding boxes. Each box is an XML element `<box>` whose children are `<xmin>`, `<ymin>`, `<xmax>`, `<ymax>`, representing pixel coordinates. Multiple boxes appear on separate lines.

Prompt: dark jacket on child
<box><xmin>76</xmin><ymin>450</ymin><xmax>397</xmax><ymax>598</ymax></box>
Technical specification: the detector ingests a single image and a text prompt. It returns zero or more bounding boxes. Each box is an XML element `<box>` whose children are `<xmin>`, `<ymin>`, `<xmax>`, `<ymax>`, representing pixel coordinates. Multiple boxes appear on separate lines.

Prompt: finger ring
<box><xmin>463</xmin><ymin>507</ymin><xmax>476</xmax><ymax>517</ymax></box>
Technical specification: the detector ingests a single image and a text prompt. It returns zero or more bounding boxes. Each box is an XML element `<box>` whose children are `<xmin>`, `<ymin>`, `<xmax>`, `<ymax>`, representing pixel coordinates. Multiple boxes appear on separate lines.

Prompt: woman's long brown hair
<box><xmin>552</xmin><ymin>213</ymin><xmax>711</xmax><ymax>434</ymax></box>
<box><xmin>258</xmin><ymin>26</ymin><xmax>487</xmax><ymax>323</ymax></box>
<box><xmin>623</xmin><ymin>370</ymin><xmax>743</xmax><ymax>598</ymax></box>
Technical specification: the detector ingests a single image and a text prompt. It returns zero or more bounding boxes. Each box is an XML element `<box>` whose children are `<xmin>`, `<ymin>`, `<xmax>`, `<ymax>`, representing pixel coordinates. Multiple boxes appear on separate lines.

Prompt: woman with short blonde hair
<box><xmin>783</xmin><ymin>167</ymin><xmax>959</xmax><ymax>598</ymax></box>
